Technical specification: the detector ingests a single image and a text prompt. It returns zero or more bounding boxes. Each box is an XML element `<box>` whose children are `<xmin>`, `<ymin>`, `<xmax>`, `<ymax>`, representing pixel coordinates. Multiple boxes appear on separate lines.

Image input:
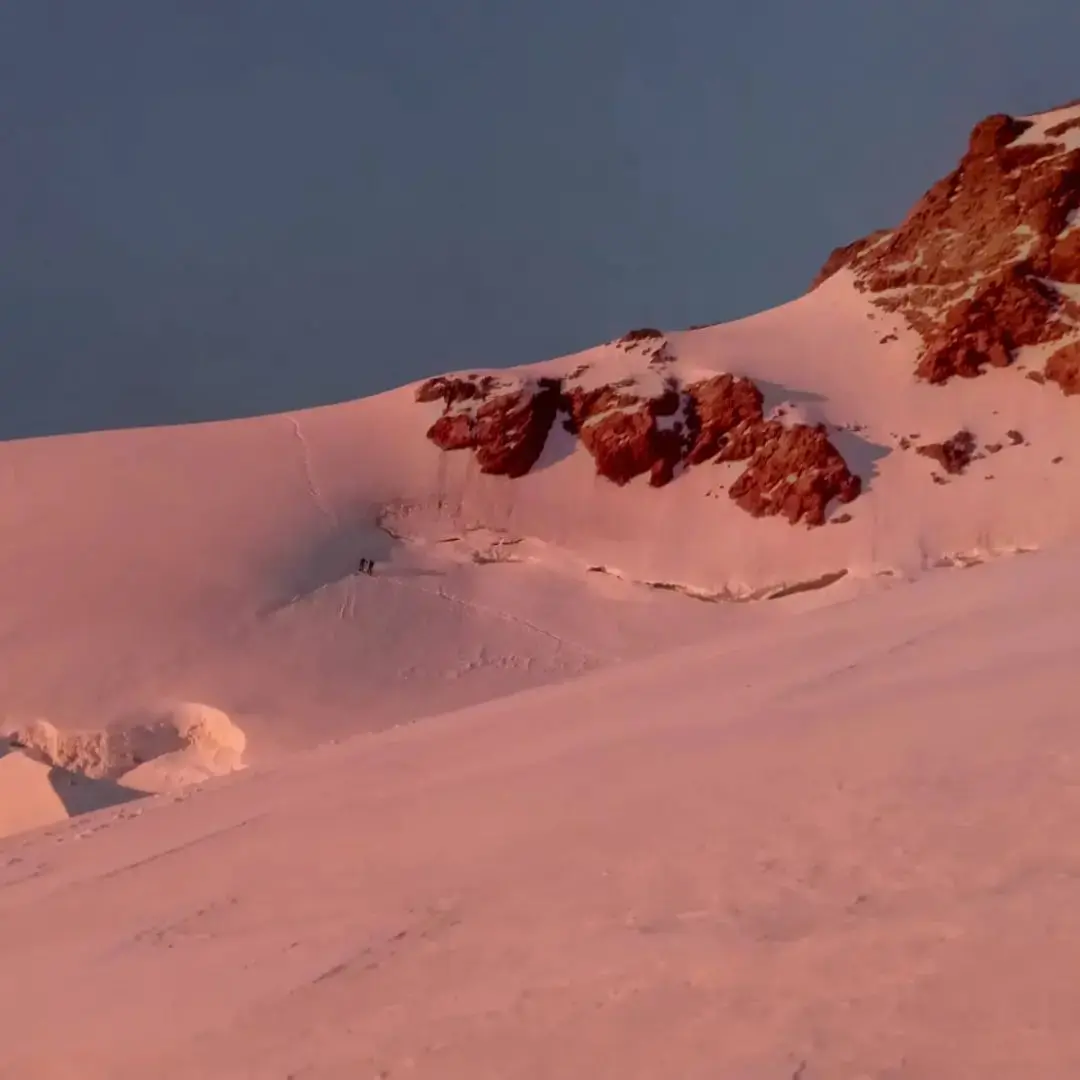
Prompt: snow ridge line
<box><xmin>286</xmin><ymin>416</ymin><xmax>337</xmax><ymax>527</ymax></box>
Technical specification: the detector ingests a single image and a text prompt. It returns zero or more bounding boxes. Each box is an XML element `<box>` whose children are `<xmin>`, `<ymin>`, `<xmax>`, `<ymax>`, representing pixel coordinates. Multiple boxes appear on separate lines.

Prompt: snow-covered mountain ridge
<box><xmin>4</xmin><ymin>103</ymin><xmax>1080</xmax><ymax>825</ymax></box>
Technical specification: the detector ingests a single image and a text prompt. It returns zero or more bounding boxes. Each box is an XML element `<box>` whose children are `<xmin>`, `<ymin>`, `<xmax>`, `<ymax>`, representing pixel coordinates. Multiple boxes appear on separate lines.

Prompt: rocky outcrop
<box><xmin>419</xmin><ymin>374</ymin><xmax>561</xmax><ymax>478</ymax></box>
<box><xmin>562</xmin><ymin>375</ymin><xmax>685</xmax><ymax>487</ymax></box>
<box><xmin>616</xmin><ymin>327</ymin><xmax>664</xmax><ymax>348</ymax></box>
<box><xmin>416</xmin><ymin>359</ymin><xmax>862</xmax><ymax>526</ymax></box>
<box><xmin>809</xmin><ymin>230</ymin><xmax>891</xmax><ymax>291</ymax></box>
<box><xmin>414</xmin><ymin>373</ymin><xmax>495</xmax><ymax>406</ymax></box>
<box><xmin>612</xmin><ymin>326</ymin><xmax>677</xmax><ymax>366</ymax></box>
<box><xmin>1045</xmin><ymin>340</ymin><xmax>1080</xmax><ymax>394</ymax></box>
<box><xmin>684</xmin><ymin>374</ymin><xmax>765</xmax><ymax>464</ymax></box>
<box><xmin>916</xmin><ymin>430</ymin><xmax>977</xmax><ymax>474</ymax></box>
<box><xmin>1048</xmin><ymin>114</ymin><xmax>1080</xmax><ymax>139</ymax></box>
<box><xmin>813</xmin><ymin>105</ymin><xmax>1080</xmax><ymax>383</ymax></box>
<box><xmin>915</xmin><ymin>267</ymin><xmax>1064</xmax><ymax>383</ymax></box>
<box><xmin>724</xmin><ymin>421</ymin><xmax>862</xmax><ymax>527</ymax></box>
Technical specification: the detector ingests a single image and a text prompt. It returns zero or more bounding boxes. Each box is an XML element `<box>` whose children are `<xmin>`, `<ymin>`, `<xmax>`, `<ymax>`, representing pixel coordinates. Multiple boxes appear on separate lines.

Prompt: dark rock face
<box><xmin>415</xmin><ymin>374</ymin><xmax>497</xmax><ymax>406</ymax></box>
<box><xmin>580</xmin><ymin>406</ymin><xmax>679</xmax><ymax>488</ymax></box>
<box><xmin>1045</xmin><ymin>340</ymin><xmax>1080</xmax><ymax>395</ymax></box>
<box><xmin>810</xmin><ymin>230</ymin><xmax>892</xmax><ymax>291</ymax></box>
<box><xmin>416</xmin><ymin>352</ymin><xmax>862</xmax><ymax>526</ymax></box>
<box><xmin>577</xmin><ymin>408</ymin><xmax>677</xmax><ymax>489</ymax></box>
<box><xmin>560</xmin><ymin>372</ymin><xmax>684</xmax><ymax>488</ymax></box>
<box><xmin>720</xmin><ymin>421</ymin><xmax>862</xmax><ymax>526</ymax></box>
<box><xmin>684</xmin><ymin>375</ymin><xmax>765</xmax><ymax>465</ymax></box>
<box><xmin>967</xmin><ymin>113</ymin><xmax>1034</xmax><ymax>155</ymax></box>
<box><xmin>915</xmin><ymin>268</ymin><xmax>1064</xmax><ymax>384</ymax></box>
<box><xmin>916</xmin><ymin>430</ymin><xmax>977</xmax><ymax>475</ymax></box>
<box><xmin>419</xmin><ymin>375</ymin><xmax>561</xmax><ymax>478</ymax></box>
<box><xmin>812</xmin><ymin>107</ymin><xmax>1080</xmax><ymax>383</ymax></box>
<box><xmin>616</xmin><ymin>327</ymin><xmax>664</xmax><ymax>347</ymax></box>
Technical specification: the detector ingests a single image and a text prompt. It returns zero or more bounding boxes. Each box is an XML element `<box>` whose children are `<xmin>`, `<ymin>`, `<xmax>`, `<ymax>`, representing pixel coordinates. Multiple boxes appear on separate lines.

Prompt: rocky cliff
<box><xmin>814</xmin><ymin>105</ymin><xmax>1080</xmax><ymax>389</ymax></box>
<box><xmin>416</xmin><ymin>101</ymin><xmax>1080</xmax><ymax>531</ymax></box>
<box><xmin>416</xmin><ymin>329</ymin><xmax>860</xmax><ymax>528</ymax></box>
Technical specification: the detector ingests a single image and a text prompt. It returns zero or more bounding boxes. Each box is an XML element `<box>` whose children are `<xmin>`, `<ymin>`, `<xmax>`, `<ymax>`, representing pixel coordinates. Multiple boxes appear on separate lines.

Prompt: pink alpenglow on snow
<box><xmin>813</xmin><ymin>103</ymin><xmax>1080</xmax><ymax>385</ymax></box>
<box><xmin>6</xmin><ymin>100</ymin><xmax>1080</xmax><ymax>1077</ymax></box>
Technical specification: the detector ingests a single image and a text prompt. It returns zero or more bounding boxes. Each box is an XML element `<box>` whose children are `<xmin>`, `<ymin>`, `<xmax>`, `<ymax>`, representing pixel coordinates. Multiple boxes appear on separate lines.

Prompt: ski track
<box><xmin>286</xmin><ymin>415</ymin><xmax>337</xmax><ymax>528</ymax></box>
<box><xmin>335</xmin><ymin>577</ymin><xmax>357</xmax><ymax>621</ymax></box>
<box><xmin>96</xmin><ymin>815</ymin><xmax>269</xmax><ymax>883</ymax></box>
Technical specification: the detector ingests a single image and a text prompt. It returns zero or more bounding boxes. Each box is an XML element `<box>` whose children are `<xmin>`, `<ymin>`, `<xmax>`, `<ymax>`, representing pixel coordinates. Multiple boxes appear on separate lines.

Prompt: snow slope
<box><xmin>6</xmin><ymin>259</ymin><xmax>1080</xmax><ymax>834</ymax></box>
<box><xmin>4</xmin><ymin>544</ymin><xmax>1080</xmax><ymax>1076</ymax></box>
<box><xmin>4</xmin><ymin>270</ymin><xmax>1080</xmax><ymax>766</ymax></box>
<box><xmin>5</xmin><ymin>121</ymin><xmax>1080</xmax><ymax>1067</ymax></box>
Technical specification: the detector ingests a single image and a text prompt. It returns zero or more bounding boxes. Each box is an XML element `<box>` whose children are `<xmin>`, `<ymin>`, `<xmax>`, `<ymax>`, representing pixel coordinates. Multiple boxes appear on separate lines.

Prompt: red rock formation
<box><xmin>811</xmin><ymin>230</ymin><xmax>892</xmax><ymax>291</ymax></box>
<box><xmin>616</xmin><ymin>328</ymin><xmax>663</xmax><ymax>348</ymax></box>
<box><xmin>414</xmin><ymin>374</ymin><xmax>496</xmax><ymax>406</ymax></box>
<box><xmin>1047</xmin><ymin>229</ymin><xmax>1080</xmax><ymax>282</ymax></box>
<box><xmin>1045</xmin><ymin>341</ymin><xmax>1080</xmax><ymax>394</ymax></box>
<box><xmin>427</xmin><ymin>412</ymin><xmax>475</xmax><ymax>451</ymax></box>
<box><xmin>580</xmin><ymin>407</ymin><xmax>683</xmax><ymax>488</ymax></box>
<box><xmin>724</xmin><ymin>422</ymin><xmax>862</xmax><ymax>527</ymax></box>
<box><xmin>968</xmin><ymin>113</ymin><xmax>1033</xmax><ymax>154</ymax></box>
<box><xmin>417</xmin><ymin>374</ymin><xmax>561</xmax><ymax>478</ymax></box>
<box><xmin>812</xmin><ymin>106</ymin><xmax>1080</xmax><ymax>382</ymax></box>
<box><xmin>916</xmin><ymin>430</ymin><xmax>977</xmax><ymax>474</ymax></box>
<box><xmin>564</xmin><ymin>376</ymin><xmax>685</xmax><ymax>487</ymax></box>
<box><xmin>614</xmin><ymin>327</ymin><xmax>676</xmax><ymax>366</ymax></box>
<box><xmin>915</xmin><ymin>266</ymin><xmax>1064</xmax><ymax>383</ymax></box>
<box><xmin>418</xmin><ymin>366</ymin><xmax>861</xmax><ymax>525</ymax></box>
<box><xmin>1048</xmin><ymin>115</ymin><xmax>1080</xmax><ymax>139</ymax></box>
<box><xmin>566</xmin><ymin>369</ymin><xmax>858</xmax><ymax>521</ymax></box>
<box><xmin>684</xmin><ymin>374</ymin><xmax>765</xmax><ymax>464</ymax></box>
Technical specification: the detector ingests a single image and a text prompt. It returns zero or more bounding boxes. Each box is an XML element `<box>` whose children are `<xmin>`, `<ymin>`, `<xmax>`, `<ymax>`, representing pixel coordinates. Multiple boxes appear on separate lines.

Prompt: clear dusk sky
<box><xmin>3</xmin><ymin>1</ymin><xmax>1079</xmax><ymax>438</ymax></box>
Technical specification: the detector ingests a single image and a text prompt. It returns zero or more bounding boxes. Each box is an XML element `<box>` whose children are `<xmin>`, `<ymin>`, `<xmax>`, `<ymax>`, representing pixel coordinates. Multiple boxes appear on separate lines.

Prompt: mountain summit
<box><xmin>814</xmin><ymin>102</ymin><xmax>1080</xmax><ymax>387</ymax></box>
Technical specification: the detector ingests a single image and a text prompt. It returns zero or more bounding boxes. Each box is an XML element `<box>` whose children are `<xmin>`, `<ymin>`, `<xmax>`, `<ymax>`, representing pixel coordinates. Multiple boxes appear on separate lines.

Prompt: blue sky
<box><xmin>3</xmin><ymin>1</ymin><xmax>1080</xmax><ymax>438</ymax></box>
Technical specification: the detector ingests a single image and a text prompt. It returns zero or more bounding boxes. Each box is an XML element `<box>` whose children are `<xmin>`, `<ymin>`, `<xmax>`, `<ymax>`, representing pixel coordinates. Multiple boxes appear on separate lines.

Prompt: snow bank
<box><xmin>0</xmin><ymin>747</ymin><xmax>141</xmax><ymax>840</ymax></box>
<box><xmin>119</xmin><ymin>702</ymin><xmax>247</xmax><ymax>794</ymax></box>
<box><xmin>0</xmin><ymin>702</ymin><xmax>247</xmax><ymax>833</ymax></box>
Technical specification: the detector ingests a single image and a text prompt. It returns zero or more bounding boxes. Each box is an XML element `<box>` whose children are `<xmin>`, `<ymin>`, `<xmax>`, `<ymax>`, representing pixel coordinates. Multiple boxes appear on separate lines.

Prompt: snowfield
<box><xmin>4</xmin><ymin>547</ymin><xmax>1080</xmax><ymax>1076</ymax></box>
<box><xmin>3</xmin><ymin>272</ymin><xmax>1079</xmax><ymax>759</ymax></box>
<box><xmin>4</xmin><ymin>264</ymin><xmax>1080</xmax><ymax>1074</ymax></box>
